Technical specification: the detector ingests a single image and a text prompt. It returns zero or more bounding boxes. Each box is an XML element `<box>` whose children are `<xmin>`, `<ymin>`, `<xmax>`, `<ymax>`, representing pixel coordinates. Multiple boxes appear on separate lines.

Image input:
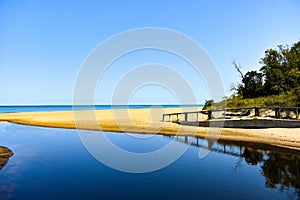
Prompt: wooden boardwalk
<box><xmin>162</xmin><ymin>106</ymin><xmax>300</xmax><ymax>128</ymax></box>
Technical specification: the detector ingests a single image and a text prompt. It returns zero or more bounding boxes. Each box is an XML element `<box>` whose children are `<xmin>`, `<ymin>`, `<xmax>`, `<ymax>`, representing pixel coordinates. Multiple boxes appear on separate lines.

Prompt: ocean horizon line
<box><xmin>0</xmin><ymin>104</ymin><xmax>203</xmax><ymax>106</ymax></box>
<box><xmin>0</xmin><ymin>104</ymin><xmax>203</xmax><ymax>114</ymax></box>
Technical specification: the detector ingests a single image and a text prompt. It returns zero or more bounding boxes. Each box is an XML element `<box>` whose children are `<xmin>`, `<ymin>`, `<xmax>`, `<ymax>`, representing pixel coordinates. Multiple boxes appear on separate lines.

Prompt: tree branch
<box><xmin>231</xmin><ymin>59</ymin><xmax>244</xmax><ymax>79</ymax></box>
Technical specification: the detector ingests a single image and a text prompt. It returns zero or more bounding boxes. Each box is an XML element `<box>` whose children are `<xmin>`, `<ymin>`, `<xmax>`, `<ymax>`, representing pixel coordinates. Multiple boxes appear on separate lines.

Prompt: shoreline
<box><xmin>0</xmin><ymin>108</ymin><xmax>299</xmax><ymax>151</ymax></box>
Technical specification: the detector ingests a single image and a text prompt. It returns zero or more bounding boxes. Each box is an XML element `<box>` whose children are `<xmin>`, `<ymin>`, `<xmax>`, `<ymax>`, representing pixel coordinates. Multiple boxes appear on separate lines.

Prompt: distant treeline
<box><xmin>204</xmin><ymin>41</ymin><xmax>300</xmax><ymax>109</ymax></box>
<box><xmin>235</xmin><ymin>41</ymin><xmax>300</xmax><ymax>98</ymax></box>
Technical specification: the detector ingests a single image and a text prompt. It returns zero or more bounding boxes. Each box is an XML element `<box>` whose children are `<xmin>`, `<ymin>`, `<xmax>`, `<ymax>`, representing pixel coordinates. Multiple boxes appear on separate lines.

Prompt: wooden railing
<box><xmin>162</xmin><ymin>106</ymin><xmax>300</xmax><ymax>122</ymax></box>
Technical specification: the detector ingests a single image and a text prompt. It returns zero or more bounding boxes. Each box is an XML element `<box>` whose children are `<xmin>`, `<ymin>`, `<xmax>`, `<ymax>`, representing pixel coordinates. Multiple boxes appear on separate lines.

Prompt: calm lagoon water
<box><xmin>0</xmin><ymin>122</ymin><xmax>299</xmax><ymax>200</ymax></box>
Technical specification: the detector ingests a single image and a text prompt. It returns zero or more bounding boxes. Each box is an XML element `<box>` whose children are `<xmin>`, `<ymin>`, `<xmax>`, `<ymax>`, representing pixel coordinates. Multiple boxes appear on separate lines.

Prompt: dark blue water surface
<box><xmin>0</xmin><ymin>123</ymin><xmax>299</xmax><ymax>199</ymax></box>
<box><xmin>0</xmin><ymin>105</ymin><xmax>202</xmax><ymax>114</ymax></box>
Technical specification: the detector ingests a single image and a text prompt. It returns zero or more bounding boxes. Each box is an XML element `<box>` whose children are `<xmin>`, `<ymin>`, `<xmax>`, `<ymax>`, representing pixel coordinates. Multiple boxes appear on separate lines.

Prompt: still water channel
<box><xmin>0</xmin><ymin>123</ymin><xmax>299</xmax><ymax>200</ymax></box>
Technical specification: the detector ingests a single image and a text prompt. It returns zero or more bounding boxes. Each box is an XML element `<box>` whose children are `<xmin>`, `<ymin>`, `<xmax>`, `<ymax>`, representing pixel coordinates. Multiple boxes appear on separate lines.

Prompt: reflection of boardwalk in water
<box><xmin>164</xmin><ymin>135</ymin><xmax>246</xmax><ymax>158</ymax></box>
<box><xmin>164</xmin><ymin>135</ymin><xmax>300</xmax><ymax>198</ymax></box>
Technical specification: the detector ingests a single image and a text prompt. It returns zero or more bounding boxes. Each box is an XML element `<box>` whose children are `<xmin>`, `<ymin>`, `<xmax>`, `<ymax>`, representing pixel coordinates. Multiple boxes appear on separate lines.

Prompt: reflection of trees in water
<box><xmin>243</xmin><ymin>148</ymin><xmax>300</xmax><ymax>198</ymax></box>
<box><xmin>170</xmin><ymin>135</ymin><xmax>300</xmax><ymax>199</ymax></box>
<box><xmin>242</xmin><ymin>148</ymin><xmax>264</xmax><ymax>165</ymax></box>
<box><xmin>216</xmin><ymin>141</ymin><xmax>300</xmax><ymax>199</ymax></box>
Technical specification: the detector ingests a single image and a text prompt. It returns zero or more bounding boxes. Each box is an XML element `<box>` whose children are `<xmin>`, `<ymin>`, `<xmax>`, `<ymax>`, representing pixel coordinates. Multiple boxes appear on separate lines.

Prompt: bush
<box><xmin>224</xmin><ymin>92</ymin><xmax>299</xmax><ymax>109</ymax></box>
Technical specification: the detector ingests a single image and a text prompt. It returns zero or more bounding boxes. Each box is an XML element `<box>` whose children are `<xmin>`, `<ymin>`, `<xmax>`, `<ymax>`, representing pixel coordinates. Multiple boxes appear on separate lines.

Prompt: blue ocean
<box><xmin>0</xmin><ymin>104</ymin><xmax>202</xmax><ymax>114</ymax></box>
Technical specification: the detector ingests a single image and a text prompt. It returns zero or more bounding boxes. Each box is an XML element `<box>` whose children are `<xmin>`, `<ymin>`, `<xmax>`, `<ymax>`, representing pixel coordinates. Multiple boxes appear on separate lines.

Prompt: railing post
<box><xmin>184</xmin><ymin>113</ymin><xmax>188</xmax><ymax>121</ymax></box>
<box><xmin>162</xmin><ymin>114</ymin><xmax>165</xmax><ymax>122</ymax></box>
<box><xmin>275</xmin><ymin>106</ymin><xmax>280</xmax><ymax>118</ymax></box>
<box><xmin>254</xmin><ymin>107</ymin><xmax>259</xmax><ymax>117</ymax></box>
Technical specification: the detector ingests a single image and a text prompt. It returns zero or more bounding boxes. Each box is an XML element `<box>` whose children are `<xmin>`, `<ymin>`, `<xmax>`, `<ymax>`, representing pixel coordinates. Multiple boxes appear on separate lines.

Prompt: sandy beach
<box><xmin>0</xmin><ymin>107</ymin><xmax>299</xmax><ymax>150</ymax></box>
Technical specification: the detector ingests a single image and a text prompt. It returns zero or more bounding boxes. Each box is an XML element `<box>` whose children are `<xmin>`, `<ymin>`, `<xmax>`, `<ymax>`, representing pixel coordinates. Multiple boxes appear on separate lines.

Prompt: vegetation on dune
<box><xmin>204</xmin><ymin>41</ymin><xmax>300</xmax><ymax>109</ymax></box>
<box><xmin>227</xmin><ymin>92</ymin><xmax>300</xmax><ymax>108</ymax></box>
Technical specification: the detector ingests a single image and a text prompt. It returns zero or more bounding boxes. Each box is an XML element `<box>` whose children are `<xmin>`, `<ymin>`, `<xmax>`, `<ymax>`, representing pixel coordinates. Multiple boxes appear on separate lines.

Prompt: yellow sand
<box><xmin>0</xmin><ymin>107</ymin><xmax>299</xmax><ymax>150</ymax></box>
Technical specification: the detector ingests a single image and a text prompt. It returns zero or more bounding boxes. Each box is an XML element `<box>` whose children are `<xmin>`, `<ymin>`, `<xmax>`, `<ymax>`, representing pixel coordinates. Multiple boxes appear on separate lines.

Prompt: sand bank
<box><xmin>0</xmin><ymin>107</ymin><xmax>299</xmax><ymax>150</ymax></box>
<box><xmin>0</xmin><ymin>146</ymin><xmax>13</xmax><ymax>171</ymax></box>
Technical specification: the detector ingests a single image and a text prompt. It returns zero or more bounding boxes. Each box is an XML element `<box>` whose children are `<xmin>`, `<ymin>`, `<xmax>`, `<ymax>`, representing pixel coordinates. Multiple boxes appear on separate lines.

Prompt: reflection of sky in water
<box><xmin>0</xmin><ymin>123</ymin><xmax>298</xmax><ymax>200</ymax></box>
<box><xmin>104</xmin><ymin>132</ymin><xmax>172</xmax><ymax>153</ymax></box>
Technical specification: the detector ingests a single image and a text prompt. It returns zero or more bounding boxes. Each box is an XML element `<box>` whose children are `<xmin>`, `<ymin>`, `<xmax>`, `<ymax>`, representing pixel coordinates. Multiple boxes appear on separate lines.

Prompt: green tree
<box><xmin>241</xmin><ymin>70</ymin><xmax>264</xmax><ymax>98</ymax></box>
<box><xmin>260</xmin><ymin>41</ymin><xmax>300</xmax><ymax>95</ymax></box>
<box><xmin>283</xmin><ymin>42</ymin><xmax>300</xmax><ymax>91</ymax></box>
<box><xmin>260</xmin><ymin>48</ymin><xmax>285</xmax><ymax>95</ymax></box>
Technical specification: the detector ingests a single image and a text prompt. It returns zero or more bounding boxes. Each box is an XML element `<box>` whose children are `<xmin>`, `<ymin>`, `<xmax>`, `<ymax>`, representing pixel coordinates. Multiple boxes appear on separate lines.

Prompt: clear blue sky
<box><xmin>1</xmin><ymin>0</ymin><xmax>299</xmax><ymax>105</ymax></box>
